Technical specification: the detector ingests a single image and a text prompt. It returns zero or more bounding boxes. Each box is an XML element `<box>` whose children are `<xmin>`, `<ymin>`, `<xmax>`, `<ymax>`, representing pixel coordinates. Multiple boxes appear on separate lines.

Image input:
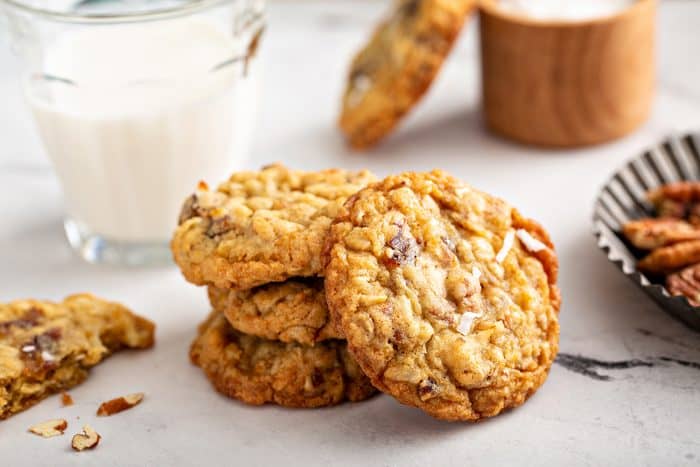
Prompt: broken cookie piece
<box><xmin>0</xmin><ymin>294</ymin><xmax>155</xmax><ymax>420</ymax></box>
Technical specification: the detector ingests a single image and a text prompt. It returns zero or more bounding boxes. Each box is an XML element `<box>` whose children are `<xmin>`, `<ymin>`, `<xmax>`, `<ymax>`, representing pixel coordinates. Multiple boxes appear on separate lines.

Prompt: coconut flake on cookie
<box><xmin>495</xmin><ymin>230</ymin><xmax>515</xmax><ymax>263</ymax></box>
<box><xmin>516</xmin><ymin>229</ymin><xmax>547</xmax><ymax>253</ymax></box>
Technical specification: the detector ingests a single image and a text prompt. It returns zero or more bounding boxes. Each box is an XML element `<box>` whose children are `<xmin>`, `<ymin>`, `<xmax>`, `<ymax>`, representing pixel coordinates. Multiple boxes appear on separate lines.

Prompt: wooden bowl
<box><xmin>479</xmin><ymin>0</ymin><xmax>656</xmax><ymax>147</ymax></box>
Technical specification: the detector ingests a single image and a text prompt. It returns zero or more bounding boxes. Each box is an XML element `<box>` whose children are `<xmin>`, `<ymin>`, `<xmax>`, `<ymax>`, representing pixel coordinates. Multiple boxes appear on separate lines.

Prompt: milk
<box><xmin>27</xmin><ymin>18</ymin><xmax>257</xmax><ymax>242</ymax></box>
<box><xmin>498</xmin><ymin>0</ymin><xmax>637</xmax><ymax>21</ymax></box>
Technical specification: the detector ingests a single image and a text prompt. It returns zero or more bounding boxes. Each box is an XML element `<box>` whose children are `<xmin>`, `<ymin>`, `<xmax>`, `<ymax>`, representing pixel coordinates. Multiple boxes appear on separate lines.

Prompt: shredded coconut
<box><xmin>41</xmin><ymin>351</ymin><xmax>55</xmax><ymax>362</ymax></box>
<box><xmin>457</xmin><ymin>312</ymin><xmax>480</xmax><ymax>335</ymax></box>
<box><xmin>516</xmin><ymin>229</ymin><xmax>547</xmax><ymax>253</ymax></box>
<box><xmin>495</xmin><ymin>230</ymin><xmax>515</xmax><ymax>263</ymax></box>
<box><xmin>347</xmin><ymin>74</ymin><xmax>372</xmax><ymax>108</ymax></box>
<box><xmin>472</xmin><ymin>266</ymin><xmax>482</xmax><ymax>281</ymax></box>
<box><xmin>21</xmin><ymin>344</ymin><xmax>36</xmax><ymax>353</ymax></box>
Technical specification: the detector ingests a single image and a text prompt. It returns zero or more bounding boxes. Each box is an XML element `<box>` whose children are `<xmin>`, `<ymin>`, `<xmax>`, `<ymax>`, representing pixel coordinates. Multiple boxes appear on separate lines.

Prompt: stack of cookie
<box><xmin>172</xmin><ymin>165</ymin><xmax>380</xmax><ymax>408</ymax></box>
<box><xmin>173</xmin><ymin>165</ymin><xmax>561</xmax><ymax>421</ymax></box>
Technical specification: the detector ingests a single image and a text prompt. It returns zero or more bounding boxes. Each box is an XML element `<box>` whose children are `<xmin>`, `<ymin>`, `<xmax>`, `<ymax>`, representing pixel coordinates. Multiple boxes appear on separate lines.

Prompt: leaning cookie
<box><xmin>172</xmin><ymin>164</ymin><xmax>376</xmax><ymax>290</ymax></box>
<box><xmin>208</xmin><ymin>279</ymin><xmax>342</xmax><ymax>346</ymax></box>
<box><xmin>324</xmin><ymin>171</ymin><xmax>560</xmax><ymax>421</ymax></box>
<box><xmin>339</xmin><ymin>0</ymin><xmax>475</xmax><ymax>149</ymax></box>
<box><xmin>0</xmin><ymin>294</ymin><xmax>155</xmax><ymax>419</ymax></box>
<box><xmin>190</xmin><ymin>312</ymin><xmax>377</xmax><ymax>408</ymax></box>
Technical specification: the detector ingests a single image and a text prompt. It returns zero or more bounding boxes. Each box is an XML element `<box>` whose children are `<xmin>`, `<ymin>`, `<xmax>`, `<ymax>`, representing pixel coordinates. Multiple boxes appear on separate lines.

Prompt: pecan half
<box><xmin>648</xmin><ymin>181</ymin><xmax>700</xmax><ymax>205</ymax></box>
<box><xmin>666</xmin><ymin>263</ymin><xmax>700</xmax><ymax>306</ymax></box>
<box><xmin>648</xmin><ymin>181</ymin><xmax>700</xmax><ymax>224</ymax></box>
<box><xmin>623</xmin><ymin>218</ymin><xmax>700</xmax><ymax>250</ymax></box>
<box><xmin>655</xmin><ymin>198</ymin><xmax>687</xmax><ymax>219</ymax></box>
<box><xmin>638</xmin><ymin>240</ymin><xmax>700</xmax><ymax>274</ymax></box>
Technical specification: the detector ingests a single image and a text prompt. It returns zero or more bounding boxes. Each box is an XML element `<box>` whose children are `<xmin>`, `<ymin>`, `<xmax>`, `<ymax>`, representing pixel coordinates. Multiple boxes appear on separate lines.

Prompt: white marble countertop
<box><xmin>1</xmin><ymin>1</ymin><xmax>699</xmax><ymax>466</ymax></box>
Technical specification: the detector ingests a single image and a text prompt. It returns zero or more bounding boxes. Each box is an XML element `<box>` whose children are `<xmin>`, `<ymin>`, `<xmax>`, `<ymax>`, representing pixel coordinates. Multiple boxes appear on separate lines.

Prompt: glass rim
<box><xmin>0</xmin><ymin>0</ymin><xmax>238</xmax><ymax>24</ymax></box>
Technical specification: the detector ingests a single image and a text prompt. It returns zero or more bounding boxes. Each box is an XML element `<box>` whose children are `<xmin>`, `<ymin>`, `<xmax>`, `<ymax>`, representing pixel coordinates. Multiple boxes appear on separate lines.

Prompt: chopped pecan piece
<box><xmin>0</xmin><ymin>307</ymin><xmax>43</xmax><ymax>335</ymax></box>
<box><xmin>178</xmin><ymin>194</ymin><xmax>200</xmax><ymax>224</ymax></box>
<box><xmin>623</xmin><ymin>218</ymin><xmax>700</xmax><ymax>250</ymax></box>
<box><xmin>61</xmin><ymin>392</ymin><xmax>74</xmax><ymax>407</ymax></box>
<box><xmin>206</xmin><ymin>215</ymin><xmax>235</xmax><ymax>237</ymax></box>
<box><xmin>28</xmin><ymin>419</ymin><xmax>68</xmax><ymax>438</ymax></box>
<box><xmin>417</xmin><ymin>378</ymin><xmax>439</xmax><ymax>401</ymax></box>
<box><xmin>385</xmin><ymin>222</ymin><xmax>419</xmax><ymax>267</ymax></box>
<box><xmin>666</xmin><ymin>263</ymin><xmax>700</xmax><ymax>306</ymax></box>
<box><xmin>71</xmin><ymin>425</ymin><xmax>101</xmax><ymax>451</ymax></box>
<box><xmin>638</xmin><ymin>240</ymin><xmax>700</xmax><ymax>274</ymax></box>
<box><xmin>97</xmin><ymin>392</ymin><xmax>144</xmax><ymax>416</ymax></box>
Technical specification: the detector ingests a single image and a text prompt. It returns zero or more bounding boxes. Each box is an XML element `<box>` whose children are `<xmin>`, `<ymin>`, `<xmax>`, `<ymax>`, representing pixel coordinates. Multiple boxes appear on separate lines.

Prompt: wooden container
<box><xmin>479</xmin><ymin>0</ymin><xmax>656</xmax><ymax>147</ymax></box>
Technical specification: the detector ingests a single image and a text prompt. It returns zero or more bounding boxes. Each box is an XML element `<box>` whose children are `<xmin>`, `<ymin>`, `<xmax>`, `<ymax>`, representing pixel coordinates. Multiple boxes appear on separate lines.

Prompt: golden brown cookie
<box><xmin>0</xmin><ymin>294</ymin><xmax>155</xmax><ymax>419</ymax></box>
<box><xmin>172</xmin><ymin>164</ymin><xmax>376</xmax><ymax>290</ymax></box>
<box><xmin>190</xmin><ymin>312</ymin><xmax>377</xmax><ymax>408</ymax></box>
<box><xmin>324</xmin><ymin>171</ymin><xmax>560</xmax><ymax>421</ymax></box>
<box><xmin>339</xmin><ymin>0</ymin><xmax>475</xmax><ymax>149</ymax></box>
<box><xmin>208</xmin><ymin>279</ymin><xmax>342</xmax><ymax>346</ymax></box>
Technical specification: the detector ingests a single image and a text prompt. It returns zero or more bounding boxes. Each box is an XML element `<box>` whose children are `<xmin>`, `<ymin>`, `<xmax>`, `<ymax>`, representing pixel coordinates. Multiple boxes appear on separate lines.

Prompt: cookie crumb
<box><xmin>71</xmin><ymin>425</ymin><xmax>101</xmax><ymax>451</ymax></box>
<box><xmin>495</xmin><ymin>230</ymin><xmax>515</xmax><ymax>263</ymax></box>
<box><xmin>28</xmin><ymin>419</ymin><xmax>68</xmax><ymax>438</ymax></box>
<box><xmin>97</xmin><ymin>392</ymin><xmax>144</xmax><ymax>416</ymax></box>
<box><xmin>516</xmin><ymin>229</ymin><xmax>547</xmax><ymax>253</ymax></box>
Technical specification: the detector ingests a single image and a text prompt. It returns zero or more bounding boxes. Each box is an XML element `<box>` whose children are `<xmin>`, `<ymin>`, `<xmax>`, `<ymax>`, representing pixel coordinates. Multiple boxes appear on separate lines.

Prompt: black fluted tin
<box><xmin>593</xmin><ymin>132</ymin><xmax>700</xmax><ymax>331</ymax></box>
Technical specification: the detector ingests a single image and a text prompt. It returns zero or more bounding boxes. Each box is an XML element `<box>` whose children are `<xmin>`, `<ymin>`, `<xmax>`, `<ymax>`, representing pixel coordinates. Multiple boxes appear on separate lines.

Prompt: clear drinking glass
<box><xmin>1</xmin><ymin>0</ymin><xmax>264</xmax><ymax>266</ymax></box>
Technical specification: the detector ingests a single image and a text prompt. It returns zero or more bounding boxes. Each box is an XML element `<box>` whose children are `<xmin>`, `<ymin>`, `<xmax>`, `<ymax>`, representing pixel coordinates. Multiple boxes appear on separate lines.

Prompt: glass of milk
<box><xmin>1</xmin><ymin>0</ymin><xmax>264</xmax><ymax>265</ymax></box>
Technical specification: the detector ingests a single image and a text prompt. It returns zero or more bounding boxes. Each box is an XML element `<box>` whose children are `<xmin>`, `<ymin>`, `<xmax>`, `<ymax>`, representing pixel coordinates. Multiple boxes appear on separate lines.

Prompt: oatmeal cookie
<box><xmin>324</xmin><ymin>171</ymin><xmax>560</xmax><ymax>421</ymax></box>
<box><xmin>208</xmin><ymin>279</ymin><xmax>342</xmax><ymax>346</ymax></box>
<box><xmin>339</xmin><ymin>0</ymin><xmax>475</xmax><ymax>149</ymax></box>
<box><xmin>190</xmin><ymin>312</ymin><xmax>376</xmax><ymax>408</ymax></box>
<box><xmin>172</xmin><ymin>164</ymin><xmax>376</xmax><ymax>290</ymax></box>
<box><xmin>0</xmin><ymin>294</ymin><xmax>155</xmax><ymax>419</ymax></box>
